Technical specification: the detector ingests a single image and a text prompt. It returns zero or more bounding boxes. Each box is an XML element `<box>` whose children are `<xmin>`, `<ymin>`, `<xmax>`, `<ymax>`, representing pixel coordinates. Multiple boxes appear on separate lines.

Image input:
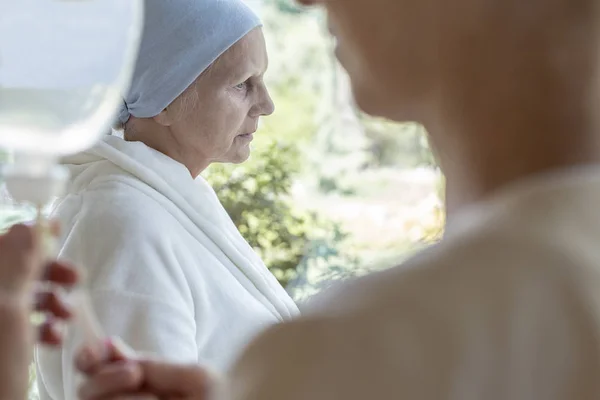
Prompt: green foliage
<box><xmin>287</xmin><ymin>228</ymin><xmax>362</xmax><ymax>301</ymax></box>
<box><xmin>205</xmin><ymin>141</ymin><xmax>350</xmax><ymax>287</ymax></box>
<box><xmin>361</xmin><ymin>118</ymin><xmax>436</xmax><ymax>168</ymax></box>
<box><xmin>259</xmin><ymin>81</ymin><xmax>319</xmax><ymax>148</ymax></box>
<box><xmin>420</xmin><ymin>176</ymin><xmax>446</xmax><ymax>244</ymax></box>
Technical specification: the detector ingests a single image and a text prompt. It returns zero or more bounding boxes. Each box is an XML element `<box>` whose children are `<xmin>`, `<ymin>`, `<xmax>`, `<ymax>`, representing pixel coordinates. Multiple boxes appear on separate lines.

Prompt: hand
<box><xmin>0</xmin><ymin>224</ymin><xmax>78</xmax><ymax>400</ymax></box>
<box><xmin>0</xmin><ymin>223</ymin><xmax>79</xmax><ymax>344</ymax></box>
<box><xmin>76</xmin><ymin>340</ymin><xmax>214</xmax><ymax>400</ymax></box>
<box><xmin>34</xmin><ymin>258</ymin><xmax>79</xmax><ymax>344</ymax></box>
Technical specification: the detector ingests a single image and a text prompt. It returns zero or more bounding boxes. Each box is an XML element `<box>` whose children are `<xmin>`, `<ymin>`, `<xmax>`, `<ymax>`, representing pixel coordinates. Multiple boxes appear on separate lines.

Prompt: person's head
<box><xmin>296</xmin><ymin>0</ymin><xmax>600</xmax><ymax>121</ymax></box>
<box><xmin>298</xmin><ymin>0</ymin><xmax>600</xmax><ymax>214</ymax></box>
<box><xmin>117</xmin><ymin>0</ymin><xmax>274</xmax><ymax>178</ymax></box>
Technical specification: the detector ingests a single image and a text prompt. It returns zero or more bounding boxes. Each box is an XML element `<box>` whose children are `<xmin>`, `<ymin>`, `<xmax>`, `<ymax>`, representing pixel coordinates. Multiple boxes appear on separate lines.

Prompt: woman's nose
<box><xmin>253</xmin><ymin>84</ymin><xmax>275</xmax><ymax>117</ymax></box>
<box><xmin>261</xmin><ymin>90</ymin><xmax>275</xmax><ymax>116</ymax></box>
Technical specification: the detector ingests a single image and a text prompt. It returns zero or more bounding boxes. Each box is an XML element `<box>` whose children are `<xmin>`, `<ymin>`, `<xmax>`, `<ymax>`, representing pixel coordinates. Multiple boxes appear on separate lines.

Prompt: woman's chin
<box><xmin>229</xmin><ymin>146</ymin><xmax>252</xmax><ymax>164</ymax></box>
<box><xmin>233</xmin><ymin>153</ymin><xmax>251</xmax><ymax>164</ymax></box>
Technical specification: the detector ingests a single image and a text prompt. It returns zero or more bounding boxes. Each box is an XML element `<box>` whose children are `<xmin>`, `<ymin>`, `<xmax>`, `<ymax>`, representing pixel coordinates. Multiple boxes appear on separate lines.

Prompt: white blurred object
<box><xmin>0</xmin><ymin>0</ymin><xmax>144</xmax><ymax>360</ymax></box>
<box><xmin>0</xmin><ymin>0</ymin><xmax>143</xmax><ymax>206</ymax></box>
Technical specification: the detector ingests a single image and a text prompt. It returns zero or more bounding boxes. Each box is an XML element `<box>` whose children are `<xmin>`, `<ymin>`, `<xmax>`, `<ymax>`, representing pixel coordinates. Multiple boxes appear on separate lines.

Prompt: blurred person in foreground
<box><xmin>0</xmin><ymin>224</ymin><xmax>77</xmax><ymax>400</ymax></box>
<box><xmin>76</xmin><ymin>0</ymin><xmax>600</xmax><ymax>398</ymax></box>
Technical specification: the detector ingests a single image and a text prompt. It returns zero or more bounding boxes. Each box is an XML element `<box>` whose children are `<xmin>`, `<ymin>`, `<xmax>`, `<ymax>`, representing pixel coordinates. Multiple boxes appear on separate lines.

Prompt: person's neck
<box><xmin>124</xmin><ymin>121</ymin><xmax>209</xmax><ymax>178</ymax></box>
<box><xmin>426</xmin><ymin>70</ymin><xmax>600</xmax><ymax>219</ymax></box>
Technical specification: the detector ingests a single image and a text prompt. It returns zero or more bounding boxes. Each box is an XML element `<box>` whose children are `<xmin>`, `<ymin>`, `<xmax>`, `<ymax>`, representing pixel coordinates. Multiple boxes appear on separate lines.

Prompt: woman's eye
<box><xmin>235</xmin><ymin>81</ymin><xmax>248</xmax><ymax>90</ymax></box>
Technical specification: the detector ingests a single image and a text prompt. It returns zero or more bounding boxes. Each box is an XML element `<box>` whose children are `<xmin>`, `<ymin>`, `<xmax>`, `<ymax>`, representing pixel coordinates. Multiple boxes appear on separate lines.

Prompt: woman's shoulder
<box><xmin>54</xmin><ymin>178</ymin><xmax>195</xmax><ymax>299</ymax></box>
<box><xmin>53</xmin><ymin>176</ymin><xmax>177</xmax><ymax>247</ymax></box>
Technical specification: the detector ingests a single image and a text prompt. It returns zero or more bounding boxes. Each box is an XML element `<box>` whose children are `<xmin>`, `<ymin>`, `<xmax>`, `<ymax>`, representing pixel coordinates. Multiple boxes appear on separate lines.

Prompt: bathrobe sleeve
<box><xmin>36</xmin><ymin>183</ymin><xmax>198</xmax><ymax>400</ymax></box>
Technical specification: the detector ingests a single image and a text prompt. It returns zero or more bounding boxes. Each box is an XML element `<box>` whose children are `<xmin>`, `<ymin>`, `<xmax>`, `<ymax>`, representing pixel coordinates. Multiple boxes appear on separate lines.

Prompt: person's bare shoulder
<box><xmin>226</xmin><ymin>294</ymin><xmax>466</xmax><ymax>400</ymax></box>
<box><xmin>226</xmin><ymin>318</ymin><xmax>323</xmax><ymax>397</ymax></box>
<box><xmin>226</xmin><ymin>316</ymin><xmax>387</xmax><ymax>400</ymax></box>
<box><xmin>225</xmin><ymin>219</ymin><xmax>600</xmax><ymax>400</ymax></box>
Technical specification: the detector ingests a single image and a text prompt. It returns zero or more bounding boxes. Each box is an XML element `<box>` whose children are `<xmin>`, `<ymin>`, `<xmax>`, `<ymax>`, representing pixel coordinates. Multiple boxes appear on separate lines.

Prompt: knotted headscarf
<box><xmin>118</xmin><ymin>0</ymin><xmax>261</xmax><ymax>124</ymax></box>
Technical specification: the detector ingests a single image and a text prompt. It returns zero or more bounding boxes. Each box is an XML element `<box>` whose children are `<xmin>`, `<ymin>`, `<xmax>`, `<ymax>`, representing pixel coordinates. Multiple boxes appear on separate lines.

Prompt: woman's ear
<box><xmin>153</xmin><ymin>108</ymin><xmax>173</xmax><ymax>127</ymax></box>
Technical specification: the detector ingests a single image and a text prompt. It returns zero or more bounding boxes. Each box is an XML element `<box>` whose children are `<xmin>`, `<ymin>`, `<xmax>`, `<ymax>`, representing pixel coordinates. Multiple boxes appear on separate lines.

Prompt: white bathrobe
<box><xmin>35</xmin><ymin>135</ymin><xmax>299</xmax><ymax>400</ymax></box>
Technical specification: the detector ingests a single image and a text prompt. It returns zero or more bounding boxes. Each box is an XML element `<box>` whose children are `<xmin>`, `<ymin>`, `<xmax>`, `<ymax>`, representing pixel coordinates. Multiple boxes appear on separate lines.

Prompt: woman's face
<box><xmin>165</xmin><ymin>28</ymin><xmax>274</xmax><ymax>170</ymax></box>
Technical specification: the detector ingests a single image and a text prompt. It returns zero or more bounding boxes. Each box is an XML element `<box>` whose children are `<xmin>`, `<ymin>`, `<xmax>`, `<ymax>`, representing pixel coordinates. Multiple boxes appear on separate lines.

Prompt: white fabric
<box><xmin>35</xmin><ymin>135</ymin><xmax>299</xmax><ymax>400</ymax></box>
<box><xmin>226</xmin><ymin>167</ymin><xmax>600</xmax><ymax>400</ymax></box>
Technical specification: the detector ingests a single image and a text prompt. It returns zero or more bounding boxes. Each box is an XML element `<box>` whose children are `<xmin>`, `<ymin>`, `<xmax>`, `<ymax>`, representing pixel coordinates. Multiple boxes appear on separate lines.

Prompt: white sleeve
<box><xmin>36</xmin><ymin>190</ymin><xmax>198</xmax><ymax>400</ymax></box>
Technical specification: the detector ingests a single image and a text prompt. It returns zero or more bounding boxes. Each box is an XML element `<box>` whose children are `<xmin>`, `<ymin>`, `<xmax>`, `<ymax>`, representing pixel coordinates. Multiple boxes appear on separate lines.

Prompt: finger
<box><xmin>34</xmin><ymin>290</ymin><xmax>72</xmax><ymax>319</ymax></box>
<box><xmin>0</xmin><ymin>224</ymin><xmax>43</xmax><ymax>297</ymax></box>
<box><xmin>42</xmin><ymin>261</ymin><xmax>79</xmax><ymax>287</ymax></box>
<box><xmin>0</xmin><ymin>224</ymin><xmax>35</xmax><ymax>251</ymax></box>
<box><xmin>78</xmin><ymin>361</ymin><xmax>142</xmax><ymax>400</ymax></box>
<box><xmin>37</xmin><ymin>319</ymin><xmax>63</xmax><ymax>346</ymax></box>
<box><xmin>75</xmin><ymin>339</ymin><xmax>129</xmax><ymax>375</ymax></box>
<box><xmin>0</xmin><ymin>225</ymin><xmax>38</xmax><ymax>283</ymax></box>
<box><xmin>76</xmin><ymin>345</ymin><xmax>101</xmax><ymax>375</ymax></box>
<box><xmin>75</xmin><ymin>343</ymin><xmax>112</xmax><ymax>375</ymax></box>
<box><xmin>140</xmin><ymin>360</ymin><xmax>212</xmax><ymax>396</ymax></box>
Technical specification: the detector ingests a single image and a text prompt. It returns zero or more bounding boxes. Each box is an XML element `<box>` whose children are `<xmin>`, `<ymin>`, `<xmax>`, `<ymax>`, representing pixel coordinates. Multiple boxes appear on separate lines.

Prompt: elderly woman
<box><xmin>35</xmin><ymin>0</ymin><xmax>299</xmax><ymax>399</ymax></box>
<box><xmin>78</xmin><ymin>0</ymin><xmax>600</xmax><ymax>398</ymax></box>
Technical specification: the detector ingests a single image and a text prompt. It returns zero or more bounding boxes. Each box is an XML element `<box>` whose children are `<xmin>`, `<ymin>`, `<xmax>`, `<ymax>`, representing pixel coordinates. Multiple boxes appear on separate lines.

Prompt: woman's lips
<box><xmin>237</xmin><ymin>133</ymin><xmax>254</xmax><ymax>141</ymax></box>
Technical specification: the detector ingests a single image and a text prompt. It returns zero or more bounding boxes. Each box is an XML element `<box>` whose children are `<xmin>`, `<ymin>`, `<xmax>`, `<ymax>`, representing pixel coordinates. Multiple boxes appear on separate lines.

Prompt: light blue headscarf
<box><xmin>118</xmin><ymin>0</ymin><xmax>262</xmax><ymax>124</ymax></box>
